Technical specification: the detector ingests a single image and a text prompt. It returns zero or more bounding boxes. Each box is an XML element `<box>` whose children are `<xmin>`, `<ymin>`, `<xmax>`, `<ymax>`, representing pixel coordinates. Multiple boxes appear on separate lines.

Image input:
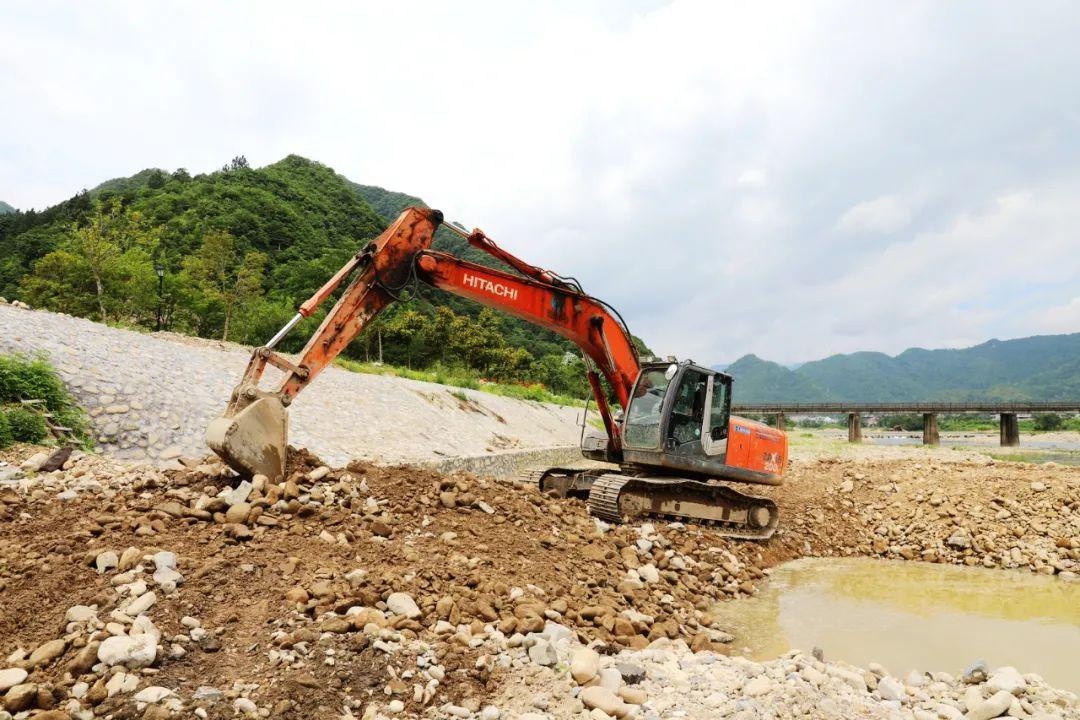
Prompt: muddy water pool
<box><xmin>711</xmin><ymin>557</ymin><xmax>1080</xmax><ymax>691</ymax></box>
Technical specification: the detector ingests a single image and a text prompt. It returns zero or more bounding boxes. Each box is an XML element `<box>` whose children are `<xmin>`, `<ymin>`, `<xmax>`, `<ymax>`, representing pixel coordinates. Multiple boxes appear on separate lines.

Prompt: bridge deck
<box><xmin>732</xmin><ymin>401</ymin><xmax>1080</xmax><ymax>414</ymax></box>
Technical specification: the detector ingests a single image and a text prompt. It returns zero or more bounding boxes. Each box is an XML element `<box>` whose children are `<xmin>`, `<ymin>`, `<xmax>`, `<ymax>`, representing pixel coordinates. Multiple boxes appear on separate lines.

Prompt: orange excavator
<box><xmin>207</xmin><ymin>207</ymin><xmax>788</xmax><ymax>539</ymax></box>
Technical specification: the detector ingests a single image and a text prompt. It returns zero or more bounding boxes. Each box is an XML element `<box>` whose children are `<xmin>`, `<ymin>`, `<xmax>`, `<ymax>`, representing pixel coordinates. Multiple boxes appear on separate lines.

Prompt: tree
<box><xmin>182</xmin><ymin>230</ymin><xmax>267</xmax><ymax>341</ymax></box>
<box><xmin>224</xmin><ymin>155</ymin><xmax>250</xmax><ymax>172</ymax></box>
<box><xmin>70</xmin><ymin>202</ymin><xmax>123</xmax><ymax>321</ymax></box>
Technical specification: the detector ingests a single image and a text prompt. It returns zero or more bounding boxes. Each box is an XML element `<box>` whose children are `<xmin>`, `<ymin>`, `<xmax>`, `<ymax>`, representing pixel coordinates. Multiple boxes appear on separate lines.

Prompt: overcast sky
<box><xmin>2</xmin><ymin>1</ymin><xmax>1078</xmax><ymax>365</ymax></box>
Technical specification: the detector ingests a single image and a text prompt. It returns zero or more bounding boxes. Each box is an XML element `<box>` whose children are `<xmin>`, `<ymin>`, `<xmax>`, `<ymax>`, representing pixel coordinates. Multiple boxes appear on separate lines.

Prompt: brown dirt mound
<box><xmin>0</xmin><ymin>449</ymin><xmax>1076</xmax><ymax>717</ymax></box>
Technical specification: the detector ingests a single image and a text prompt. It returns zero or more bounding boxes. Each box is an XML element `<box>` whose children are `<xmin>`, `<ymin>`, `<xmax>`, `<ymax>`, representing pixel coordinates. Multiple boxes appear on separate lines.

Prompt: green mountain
<box><xmin>726</xmin><ymin>334</ymin><xmax>1080</xmax><ymax>402</ymax></box>
<box><xmin>0</xmin><ymin>155</ymin><xmax>628</xmax><ymax>397</ymax></box>
<box><xmin>0</xmin><ymin>201</ymin><xmax>14</xmax><ymax>214</ymax></box>
<box><xmin>722</xmin><ymin>355</ymin><xmax>826</xmax><ymax>402</ymax></box>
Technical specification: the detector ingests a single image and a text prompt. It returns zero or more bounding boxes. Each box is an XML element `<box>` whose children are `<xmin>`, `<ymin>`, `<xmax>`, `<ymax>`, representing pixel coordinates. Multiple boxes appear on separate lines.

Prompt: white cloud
<box><xmin>836</xmin><ymin>195</ymin><xmax>912</xmax><ymax>235</ymax></box>
<box><xmin>1</xmin><ymin>1</ymin><xmax>1079</xmax><ymax>365</ymax></box>
<box><xmin>736</xmin><ymin>168</ymin><xmax>768</xmax><ymax>188</ymax></box>
<box><xmin>1033</xmin><ymin>297</ymin><xmax>1080</xmax><ymax>335</ymax></box>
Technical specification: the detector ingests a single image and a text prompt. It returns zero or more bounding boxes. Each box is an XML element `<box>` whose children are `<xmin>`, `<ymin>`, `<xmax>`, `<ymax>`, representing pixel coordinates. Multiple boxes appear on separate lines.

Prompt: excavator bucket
<box><xmin>206</xmin><ymin>396</ymin><xmax>288</xmax><ymax>481</ymax></box>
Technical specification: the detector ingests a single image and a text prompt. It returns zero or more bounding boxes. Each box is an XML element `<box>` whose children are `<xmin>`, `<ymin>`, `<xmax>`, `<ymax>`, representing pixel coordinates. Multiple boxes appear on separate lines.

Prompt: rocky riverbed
<box><xmin>0</xmin><ymin>444</ymin><xmax>1077</xmax><ymax>719</ymax></box>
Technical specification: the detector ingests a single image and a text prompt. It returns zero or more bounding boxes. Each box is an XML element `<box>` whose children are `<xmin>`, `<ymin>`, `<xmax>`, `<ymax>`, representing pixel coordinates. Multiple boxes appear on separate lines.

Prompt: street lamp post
<box><xmin>154</xmin><ymin>263</ymin><xmax>165</xmax><ymax>331</ymax></box>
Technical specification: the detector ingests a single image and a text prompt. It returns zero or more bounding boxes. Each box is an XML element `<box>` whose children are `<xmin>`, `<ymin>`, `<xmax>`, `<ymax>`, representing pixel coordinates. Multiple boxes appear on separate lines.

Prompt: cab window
<box><xmin>667</xmin><ymin>369</ymin><xmax>708</xmax><ymax>446</ymax></box>
<box><xmin>709</xmin><ymin>376</ymin><xmax>730</xmax><ymax>440</ymax></box>
<box><xmin>623</xmin><ymin>368</ymin><xmax>671</xmax><ymax>448</ymax></box>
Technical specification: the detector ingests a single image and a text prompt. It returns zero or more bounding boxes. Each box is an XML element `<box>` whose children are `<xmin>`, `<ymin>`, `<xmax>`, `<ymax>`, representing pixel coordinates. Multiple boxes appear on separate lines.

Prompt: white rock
<box><xmin>106</xmin><ymin>671</ymin><xmax>131</xmax><ymax>696</ymax></box>
<box><xmin>580</xmin><ymin>686</ymin><xmax>628</xmax><ymax>718</ymax></box>
<box><xmin>638</xmin><ymin>564</ymin><xmax>660</xmax><ymax>583</ymax></box>
<box><xmin>134</xmin><ymin>686</ymin><xmax>174</xmax><ymax>703</ymax></box>
<box><xmin>965</xmin><ymin>690</ymin><xmax>1014</xmax><ymax>720</ymax></box>
<box><xmin>98</xmin><ymin>634</ymin><xmax>157</xmax><ymax>669</ymax></box>
<box><xmin>987</xmin><ymin>666</ymin><xmax>1026</xmax><ymax>695</ymax></box>
<box><xmin>20</xmin><ymin>451</ymin><xmax>50</xmax><ymax>472</ymax></box>
<box><xmin>743</xmin><ymin>675</ymin><xmax>773</xmax><ymax>697</ymax></box>
<box><xmin>877</xmin><ymin>676</ymin><xmax>904</xmax><ymax>701</ymax></box>
<box><xmin>96</xmin><ymin>550</ymin><xmax>119</xmax><ymax>573</ymax></box>
<box><xmin>131</xmin><ymin>615</ymin><xmax>161</xmax><ymax>643</ymax></box>
<box><xmin>570</xmin><ymin>646</ymin><xmax>600</xmax><ymax>684</ymax></box>
<box><xmin>65</xmin><ymin>605</ymin><xmax>98</xmax><ymax>623</ymax></box>
<box><xmin>387</xmin><ymin>699</ymin><xmax>405</xmax><ymax>713</ymax></box>
<box><xmin>126</xmin><ymin>591</ymin><xmax>157</xmax><ymax>616</ymax></box>
<box><xmin>528</xmin><ymin>638</ymin><xmax>558</xmax><ymax>666</ymax></box>
<box><xmin>152</xmin><ymin>551</ymin><xmax>177</xmax><ymax>571</ymax></box>
<box><xmin>598</xmin><ymin>667</ymin><xmax>623</xmax><ymax>693</ymax></box>
<box><xmin>223</xmin><ymin>480</ymin><xmax>253</xmax><ymax>506</ymax></box>
<box><xmin>827</xmin><ymin>666</ymin><xmax>868</xmax><ymax>692</ymax></box>
<box><xmin>1030</xmin><ymin>481</ymin><xmax>1046</xmax><ymax>492</ymax></box>
<box><xmin>153</xmin><ymin>566</ymin><xmax>184</xmax><ymax>589</ymax></box>
<box><xmin>0</xmin><ymin>667</ymin><xmax>28</xmax><ymax>692</ymax></box>
<box><xmin>234</xmin><ymin>697</ymin><xmax>258</xmax><ymax>714</ymax></box>
<box><xmin>386</xmin><ymin>592</ymin><xmax>421</xmax><ymax>619</ymax></box>
<box><xmin>480</xmin><ymin>706</ymin><xmax>501</xmax><ymax>720</ymax></box>
<box><xmin>542</xmin><ymin>621</ymin><xmax>573</xmax><ymax>645</ymax></box>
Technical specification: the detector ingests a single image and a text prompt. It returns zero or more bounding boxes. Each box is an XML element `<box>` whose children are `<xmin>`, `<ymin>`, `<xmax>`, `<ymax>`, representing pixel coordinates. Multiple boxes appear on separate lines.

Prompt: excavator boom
<box><xmin>208</xmin><ymin>207</ymin><xmax>640</xmax><ymax>480</ymax></box>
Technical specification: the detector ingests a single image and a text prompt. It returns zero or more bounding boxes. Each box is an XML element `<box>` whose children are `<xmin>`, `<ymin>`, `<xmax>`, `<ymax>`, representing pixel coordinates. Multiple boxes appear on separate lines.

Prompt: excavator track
<box><xmin>587</xmin><ymin>473</ymin><xmax>779</xmax><ymax>540</ymax></box>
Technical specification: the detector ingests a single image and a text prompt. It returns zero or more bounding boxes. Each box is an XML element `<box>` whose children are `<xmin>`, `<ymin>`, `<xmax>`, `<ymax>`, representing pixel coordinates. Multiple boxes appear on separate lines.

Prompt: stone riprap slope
<box><xmin>0</xmin><ymin>305</ymin><xmax>582</xmax><ymax>465</ymax></box>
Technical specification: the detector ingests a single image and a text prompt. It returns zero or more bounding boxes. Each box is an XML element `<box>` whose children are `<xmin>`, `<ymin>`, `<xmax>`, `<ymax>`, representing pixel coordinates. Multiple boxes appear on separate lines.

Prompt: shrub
<box><xmin>878</xmin><ymin>414</ymin><xmax>924</xmax><ymax>431</ymax></box>
<box><xmin>0</xmin><ymin>355</ymin><xmax>68</xmax><ymax>411</ymax></box>
<box><xmin>0</xmin><ymin>412</ymin><xmax>12</xmax><ymax>449</ymax></box>
<box><xmin>1033</xmin><ymin>413</ymin><xmax>1064</xmax><ymax>431</ymax></box>
<box><xmin>6</xmin><ymin>407</ymin><xmax>48</xmax><ymax>443</ymax></box>
<box><xmin>0</xmin><ymin>354</ymin><xmax>93</xmax><ymax>448</ymax></box>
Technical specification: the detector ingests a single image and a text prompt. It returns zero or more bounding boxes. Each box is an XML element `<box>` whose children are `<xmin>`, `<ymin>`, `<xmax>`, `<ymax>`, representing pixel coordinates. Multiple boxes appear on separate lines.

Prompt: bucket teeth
<box><xmin>206</xmin><ymin>396</ymin><xmax>288</xmax><ymax>481</ymax></box>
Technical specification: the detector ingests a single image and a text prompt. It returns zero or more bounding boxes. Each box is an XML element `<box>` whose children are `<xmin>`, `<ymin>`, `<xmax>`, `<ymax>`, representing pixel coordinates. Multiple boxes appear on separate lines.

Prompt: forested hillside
<box><xmin>726</xmin><ymin>334</ymin><xmax>1080</xmax><ymax>402</ymax></box>
<box><xmin>0</xmin><ymin>201</ymin><xmax>14</xmax><ymax>214</ymax></box>
<box><xmin>0</xmin><ymin>155</ymin><xmax>642</xmax><ymax>398</ymax></box>
<box><xmin>722</xmin><ymin>355</ymin><xmax>827</xmax><ymax>402</ymax></box>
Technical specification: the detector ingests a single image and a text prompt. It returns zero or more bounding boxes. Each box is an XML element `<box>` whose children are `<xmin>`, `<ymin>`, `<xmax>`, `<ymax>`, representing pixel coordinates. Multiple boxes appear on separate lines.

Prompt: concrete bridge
<box><xmin>730</xmin><ymin>402</ymin><xmax>1080</xmax><ymax>446</ymax></box>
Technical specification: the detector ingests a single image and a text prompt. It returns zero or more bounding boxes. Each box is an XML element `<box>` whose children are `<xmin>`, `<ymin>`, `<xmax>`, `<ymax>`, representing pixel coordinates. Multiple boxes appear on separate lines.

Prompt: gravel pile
<box><xmin>0</xmin><ymin>446</ymin><xmax>1077</xmax><ymax>719</ymax></box>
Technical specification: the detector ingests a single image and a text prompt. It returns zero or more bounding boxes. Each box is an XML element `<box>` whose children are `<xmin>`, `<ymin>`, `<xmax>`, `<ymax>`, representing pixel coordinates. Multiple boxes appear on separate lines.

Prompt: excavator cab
<box><xmin>622</xmin><ymin>361</ymin><xmax>730</xmax><ymax>458</ymax></box>
<box><xmin>616</xmin><ymin>360</ymin><xmax>784</xmax><ymax>482</ymax></box>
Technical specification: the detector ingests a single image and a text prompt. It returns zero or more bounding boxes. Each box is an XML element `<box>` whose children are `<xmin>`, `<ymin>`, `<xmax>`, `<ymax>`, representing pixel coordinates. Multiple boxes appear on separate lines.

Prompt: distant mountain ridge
<box><xmin>0</xmin><ymin>201</ymin><xmax>14</xmax><ymax>214</ymax></box>
<box><xmin>725</xmin><ymin>334</ymin><xmax>1080</xmax><ymax>402</ymax></box>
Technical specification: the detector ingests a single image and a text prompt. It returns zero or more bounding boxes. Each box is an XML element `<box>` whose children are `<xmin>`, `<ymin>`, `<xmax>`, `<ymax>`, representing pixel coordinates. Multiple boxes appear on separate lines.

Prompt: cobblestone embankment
<box><xmin>0</xmin><ymin>305</ymin><xmax>582</xmax><ymax>465</ymax></box>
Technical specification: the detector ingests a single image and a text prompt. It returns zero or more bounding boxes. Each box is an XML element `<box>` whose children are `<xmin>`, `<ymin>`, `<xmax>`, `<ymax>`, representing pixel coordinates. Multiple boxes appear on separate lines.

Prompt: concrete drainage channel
<box><xmin>424</xmin><ymin>445</ymin><xmax>588</xmax><ymax>479</ymax></box>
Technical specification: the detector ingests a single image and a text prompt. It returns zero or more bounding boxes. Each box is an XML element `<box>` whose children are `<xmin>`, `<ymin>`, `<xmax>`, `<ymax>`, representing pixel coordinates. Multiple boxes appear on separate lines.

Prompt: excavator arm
<box><xmin>207</xmin><ymin>207</ymin><xmax>641</xmax><ymax>481</ymax></box>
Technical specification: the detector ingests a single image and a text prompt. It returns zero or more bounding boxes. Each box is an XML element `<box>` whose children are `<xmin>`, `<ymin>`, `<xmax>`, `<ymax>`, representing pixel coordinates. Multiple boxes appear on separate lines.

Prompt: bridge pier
<box><xmin>1000</xmin><ymin>413</ymin><xmax>1020</xmax><ymax>447</ymax></box>
<box><xmin>775</xmin><ymin>412</ymin><xmax>786</xmax><ymax>431</ymax></box>
<box><xmin>847</xmin><ymin>412</ymin><xmax>862</xmax><ymax>443</ymax></box>
<box><xmin>922</xmin><ymin>413</ymin><xmax>939</xmax><ymax>445</ymax></box>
